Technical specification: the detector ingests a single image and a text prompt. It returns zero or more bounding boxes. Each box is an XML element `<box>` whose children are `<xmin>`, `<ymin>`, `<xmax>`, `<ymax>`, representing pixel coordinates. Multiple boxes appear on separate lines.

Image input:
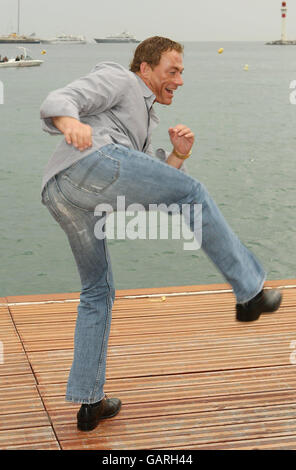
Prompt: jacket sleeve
<box><xmin>155</xmin><ymin>148</ymin><xmax>188</xmax><ymax>173</ymax></box>
<box><xmin>146</xmin><ymin>144</ymin><xmax>188</xmax><ymax>173</ymax></box>
<box><xmin>40</xmin><ymin>62</ymin><xmax>129</xmax><ymax>135</ymax></box>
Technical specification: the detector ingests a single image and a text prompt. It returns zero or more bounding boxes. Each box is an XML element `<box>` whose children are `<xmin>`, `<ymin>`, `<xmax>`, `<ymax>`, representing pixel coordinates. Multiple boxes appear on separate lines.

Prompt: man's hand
<box><xmin>52</xmin><ymin>116</ymin><xmax>93</xmax><ymax>151</ymax></box>
<box><xmin>166</xmin><ymin>125</ymin><xmax>195</xmax><ymax>169</ymax></box>
<box><xmin>168</xmin><ymin>124</ymin><xmax>194</xmax><ymax>156</ymax></box>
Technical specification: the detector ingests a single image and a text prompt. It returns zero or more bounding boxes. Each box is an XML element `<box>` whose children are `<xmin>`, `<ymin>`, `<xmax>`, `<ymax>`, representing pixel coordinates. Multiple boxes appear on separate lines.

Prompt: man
<box><xmin>40</xmin><ymin>36</ymin><xmax>282</xmax><ymax>432</ymax></box>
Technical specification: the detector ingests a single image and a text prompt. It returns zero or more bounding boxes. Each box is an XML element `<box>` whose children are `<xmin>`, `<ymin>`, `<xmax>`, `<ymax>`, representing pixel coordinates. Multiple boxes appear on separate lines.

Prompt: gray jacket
<box><xmin>40</xmin><ymin>61</ymin><xmax>185</xmax><ymax>193</ymax></box>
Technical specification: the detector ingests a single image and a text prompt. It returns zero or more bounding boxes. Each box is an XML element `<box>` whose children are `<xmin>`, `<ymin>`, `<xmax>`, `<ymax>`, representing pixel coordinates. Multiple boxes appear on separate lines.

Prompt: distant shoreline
<box><xmin>266</xmin><ymin>39</ymin><xmax>296</xmax><ymax>45</ymax></box>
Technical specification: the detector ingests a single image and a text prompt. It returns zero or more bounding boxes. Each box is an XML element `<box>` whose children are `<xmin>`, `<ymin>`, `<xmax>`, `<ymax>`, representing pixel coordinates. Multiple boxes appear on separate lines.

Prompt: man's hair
<box><xmin>130</xmin><ymin>36</ymin><xmax>184</xmax><ymax>73</ymax></box>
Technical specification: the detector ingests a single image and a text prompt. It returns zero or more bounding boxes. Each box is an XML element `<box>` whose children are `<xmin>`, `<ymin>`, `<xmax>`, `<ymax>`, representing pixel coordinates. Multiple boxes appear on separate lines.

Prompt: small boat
<box><xmin>94</xmin><ymin>31</ymin><xmax>140</xmax><ymax>44</ymax></box>
<box><xmin>0</xmin><ymin>47</ymin><xmax>43</xmax><ymax>68</ymax></box>
<box><xmin>40</xmin><ymin>34</ymin><xmax>87</xmax><ymax>44</ymax></box>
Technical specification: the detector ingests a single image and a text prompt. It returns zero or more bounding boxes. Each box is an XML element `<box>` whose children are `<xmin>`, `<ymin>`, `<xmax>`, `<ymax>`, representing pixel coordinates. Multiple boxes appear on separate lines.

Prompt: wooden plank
<box><xmin>23</xmin><ymin>338</ymin><xmax>74</xmax><ymax>353</ymax></box>
<box><xmin>48</xmin><ymin>391</ymin><xmax>296</xmax><ymax>424</ymax></box>
<box><xmin>174</xmin><ymin>435</ymin><xmax>296</xmax><ymax>450</ymax></box>
<box><xmin>21</xmin><ymin>327</ymin><xmax>296</xmax><ymax>352</ymax></box>
<box><xmin>25</xmin><ymin>333</ymin><xmax>296</xmax><ymax>362</ymax></box>
<box><xmin>0</xmin><ymin>317</ymin><xmax>15</xmax><ymax>327</ymax></box>
<box><xmin>23</xmin><ymin>350</ymin><xmax>293</xmax><ymax>379</ymax></box>
<box><xmin>8</xmin><ymin>286</ymin><xmax>294</xmax><ymax>324</ymax></box>
<box><xmin>37</xmin><ymin>365</ymin><xmax>296</xmax><ymax>397</ymax></box>
<box><xmin>114</xmin><ymin>278</ymin><xmax>296</xmax><ymax>298</ymax></box>
<box><xmin>10</xmin><ymin>296</ymin><xmax>294</xmax><ymax>324</ymax></box>
<box><xmin>0</xmin><ymin>362</ymin><xmax>33</xmax><ymax>377</ymax></box>
<box><xmin>107</xmin><ymin>334</ymin><xmax>296</xmax><ymax>356</ymax></box>
<box><xmin>0</xmin><ymin>326</ymin><xmax>20</xmax><ymax>340</ymax></box>
<box><xmin>59</xmin><ymin>419</ymin><xmax>296</xmax><ymax>450</ymax></box>
<box><xmin>0</xmin><ymin>385</ymin><xmax>43</xmax><ymax>402</ymax></box>
<box><xmin>36</xmin><ymin>370</ymin><xmax>69</xmax><ymax>385</ymax></box>
<box><xmin>0</xmin><ymin>305</ymin><xmax>9</xmax><ymax>314</ymax></box>
<box><xmin>3</xmin><ymin>441</ymin><xmax>61</xmax><ymax>450</ymax></box>
<box><xmin>9</xmin><ymin>298</ymin><xmax>291</xmax><ymax>326</ymax></box>
<box><xmin>0</xmin><ymin>385</ymin><xmax>46</xmax><ymax>415</ymax></box>
<box><xmin>42</xmin><ymin>378</ymin><xmax>296</xmax><ymax>411</ymax></box>
<box><xmin>0</xmin><ymin>373</ymin><xmax>37</xmax><ymax>387</ymax></box>
<box><xmin>0</xmin><ymin>342</ymin><xmax>24</xmax><ymax>354</ymax></box>
<box><xmin>13</xmin><ymin>322</ymin><xmax>296</xmax><ymax>352</ymax></box>
<box><xmin>54</xmin><ymin>403</ymin><xmax>296</xmax><ymax>442</ymax></box>
<box><xmin>0</xmin><ymin>411</ymin><xmax>50</xmax><ymax>431</ymax></box>
<box><xmin>40</xmin><ymin>377</ymin><xmax>296</xmax><ymax>408</ymax></box>
<box><xmin>0</xmin><ymin>426</ymin><xmax>58</xmax><ymax>449</ymax></box>
<box><xmin>10</xmin><ymin>307</ymin><xmax>77</xmax><ymax>324</ymax></box>
<box><xmin>2</xmin><ymin>282</ymin><xmax>296</xmax><ymax>450</ymax></box>
<box><xmin>4</xmin><ymin>278</ymin><xmax>293</xmax><ymax>305</ymax></box>
<box><xmin>0</xmin><ymin>397</ymin><xmax>46</xmax><ymax>415</ymax></box>
<box><xmin>15</xmin><ymin>322</ymin><xmax>75</xmax><ymax>342</ymax></box>
<box><xmin>26</xmin><ymin>338</ymin><xmax>294</xmax><ymax>365</ymax></box>
<box><xmin>0</xmin><ymin>339</ymin><xmax>23</xmax><ymax>351</ymax></box>
<box><xmin>0</xmin><ymin>351</ymin><xmax>27</xmax><ymax>365</ymax></box>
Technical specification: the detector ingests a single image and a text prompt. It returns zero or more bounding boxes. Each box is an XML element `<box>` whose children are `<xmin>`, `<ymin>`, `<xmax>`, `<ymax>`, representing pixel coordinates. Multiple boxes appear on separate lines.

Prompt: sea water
<box><xmin>0</xmin><ymin>41</ymin><xmax>295</xmax><ymax>296</ymax></box>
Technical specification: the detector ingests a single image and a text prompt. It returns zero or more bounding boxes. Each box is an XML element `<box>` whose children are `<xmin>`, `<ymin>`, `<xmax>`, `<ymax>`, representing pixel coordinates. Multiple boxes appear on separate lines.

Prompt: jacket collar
<box><xmin>134</xmin><ymin>73</ymin><xmax>156</xmax><ymax>110</ymax></box>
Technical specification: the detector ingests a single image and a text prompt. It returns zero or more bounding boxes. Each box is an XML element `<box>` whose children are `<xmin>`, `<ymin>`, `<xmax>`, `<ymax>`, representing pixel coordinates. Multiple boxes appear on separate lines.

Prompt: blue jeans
<box><xmin>41</xmin><ymin>143</ymin><xmax>265</xmax><ymax>403</ymax></box>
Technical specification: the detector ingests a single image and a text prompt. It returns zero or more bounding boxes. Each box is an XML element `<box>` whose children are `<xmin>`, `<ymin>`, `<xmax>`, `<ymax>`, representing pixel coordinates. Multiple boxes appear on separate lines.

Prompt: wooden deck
<box><xmin>1</xmin><ymin>279</ymin><xmax>296</xmax><ymax>450</ymax></box>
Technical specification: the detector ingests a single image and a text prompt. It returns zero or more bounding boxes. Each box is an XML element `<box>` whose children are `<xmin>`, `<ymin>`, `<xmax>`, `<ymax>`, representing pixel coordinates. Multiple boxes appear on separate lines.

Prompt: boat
<box><xmin>0</xmin><ymin>47</ymin><xmax>43</xmax><ymax>68</ymax></box>
<box><xmin>0</xmin><ymin>33</ymin><xmax>40</xmax><ymax>44</ymax></box>
<box><xmin>40</xmin><ymin>34</ymin><xmax>87</xmax><ymax>44</ymax></box>
<box><xmin>0</xmin><ymin>1</ymin><xmax>40</xmax><ymax>43</ymax></box>
<box><xmin>94</xmin><ymin>31</ymin><xmax>140</xmax><ymax>44</ymax></box>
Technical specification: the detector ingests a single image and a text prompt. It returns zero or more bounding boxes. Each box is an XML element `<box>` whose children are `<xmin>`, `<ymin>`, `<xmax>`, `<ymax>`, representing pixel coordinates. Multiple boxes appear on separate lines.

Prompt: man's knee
<box><xmin>189</xmin><ymin>180</ymin><xmax>207</xmax><ymax>203</ymax></box>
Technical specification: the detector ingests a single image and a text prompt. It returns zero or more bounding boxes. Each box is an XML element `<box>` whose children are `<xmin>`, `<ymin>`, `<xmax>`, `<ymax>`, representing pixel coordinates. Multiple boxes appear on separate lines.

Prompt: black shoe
<box><xmin>236</xmin><ymin>288</ymin><xmax>282</xmax><ymax>322</ymax></box>
<box><xmin>77</xmin><ymin>395</ymin><xmax>122</xmax><ymax>431</ymax></box>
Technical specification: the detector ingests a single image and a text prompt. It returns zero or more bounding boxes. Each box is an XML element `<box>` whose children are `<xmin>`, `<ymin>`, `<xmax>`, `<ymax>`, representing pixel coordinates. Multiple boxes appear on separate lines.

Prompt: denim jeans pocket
<box><xmin>61</xmin><ymin>150</ymin><xmax>120</xmax><ymax>195</ymax></box>
<box><xmin>54</xmin><ymin>150</ymin><xmax>121</xmax><ymax>212</ymax></box>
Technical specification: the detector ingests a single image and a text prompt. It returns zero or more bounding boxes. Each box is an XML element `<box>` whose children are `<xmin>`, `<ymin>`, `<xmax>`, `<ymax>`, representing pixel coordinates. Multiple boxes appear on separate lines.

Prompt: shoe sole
<box><xmin>236</xmin><ymin>292</ymin><xmax>282</xmax><ymax>322</ymax></box>
<box><xmin>77</xmin><ymin>402</ymin><xmax>122</xmax><ymax>431</ymax></box>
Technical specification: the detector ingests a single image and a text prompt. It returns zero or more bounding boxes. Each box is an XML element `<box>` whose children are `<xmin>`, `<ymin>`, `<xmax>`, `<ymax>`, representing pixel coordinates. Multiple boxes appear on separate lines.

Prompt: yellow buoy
<box><xmin>41</xmin><ymin>50</ymin><xmax>46</xmax><ymax>55</ymax></box>
<box><xmin>218</xmin><ymin>48</ymin><xmax>224</xmax><ymax>54</ymax></box>
<box><xmin>243</xmin><ymin>64</ymin><xmax>249</xmax><ymax>71</ymax></box>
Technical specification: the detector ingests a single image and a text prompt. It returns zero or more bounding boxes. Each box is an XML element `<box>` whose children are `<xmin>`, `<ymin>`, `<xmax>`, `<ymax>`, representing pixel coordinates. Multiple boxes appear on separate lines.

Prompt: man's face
<box><xmin>141</xmin><ymin>49</ymin><xmax>184</xmax><ymax>105</ymax></box>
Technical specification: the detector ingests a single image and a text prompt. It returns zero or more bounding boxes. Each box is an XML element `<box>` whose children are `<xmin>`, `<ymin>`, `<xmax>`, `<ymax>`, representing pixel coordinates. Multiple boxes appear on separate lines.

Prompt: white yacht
<box><xmin>94</xmin><ymin>31</ymin><xmax>140</xmax><ymax>44</ymax></box>
<box><xmin>40</xmin><ymin>34</ymin><xmax>87</xmax><ymax>45</ymax></box>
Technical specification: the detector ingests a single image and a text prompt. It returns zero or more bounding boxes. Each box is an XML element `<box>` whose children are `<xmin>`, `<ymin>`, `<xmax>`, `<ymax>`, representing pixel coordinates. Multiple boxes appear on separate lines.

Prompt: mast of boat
<box><xmin>17</xmin><ymin>0</ymin><xmax>20</xmax><ymax>35</ymax></box>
